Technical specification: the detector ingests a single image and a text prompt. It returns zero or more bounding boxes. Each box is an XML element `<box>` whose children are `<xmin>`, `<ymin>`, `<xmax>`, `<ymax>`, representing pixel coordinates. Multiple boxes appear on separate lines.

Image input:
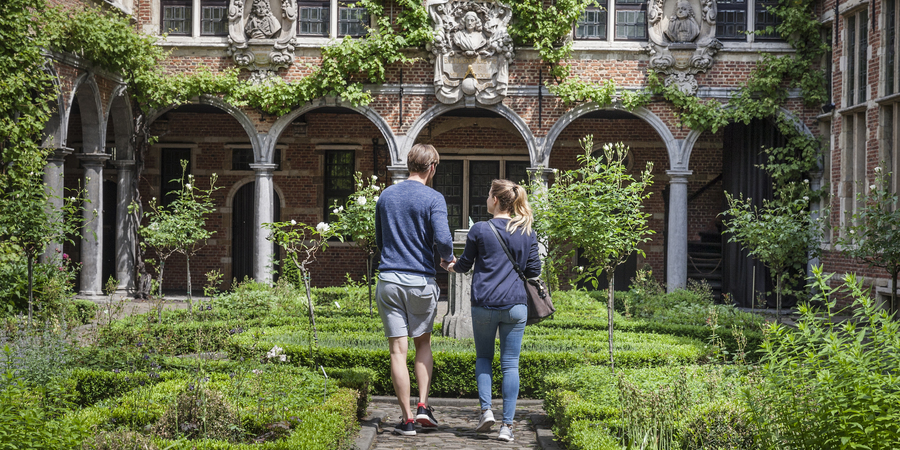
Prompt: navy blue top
<box><xmin>454</xmin><ymin>218</ymin><xmax>541</xmax><ymax>309</ymax></box>
<box><xmin>375</xmin><ymin>180</ymin><xmax>455</xmax><ymax>277</ymax></box>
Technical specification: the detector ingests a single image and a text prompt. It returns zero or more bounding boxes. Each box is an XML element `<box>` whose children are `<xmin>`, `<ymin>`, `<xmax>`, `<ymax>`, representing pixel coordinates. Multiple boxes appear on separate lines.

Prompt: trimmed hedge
<box><xmin>227</xmin><ymin>325</ymin><xmax>707</xmax><ymax>397</ymax></box>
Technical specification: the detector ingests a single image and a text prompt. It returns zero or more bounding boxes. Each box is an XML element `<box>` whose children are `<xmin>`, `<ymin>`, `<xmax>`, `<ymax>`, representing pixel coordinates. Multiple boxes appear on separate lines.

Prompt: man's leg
<box><xmin>412</xmin><ymin>332</ymin><xmax>433</xmax><ymax>405</ymax></box>
<box><xmin>388</xmin><ymin>336</ymin><xmax>413</xmax><ymax>420</ymax></box>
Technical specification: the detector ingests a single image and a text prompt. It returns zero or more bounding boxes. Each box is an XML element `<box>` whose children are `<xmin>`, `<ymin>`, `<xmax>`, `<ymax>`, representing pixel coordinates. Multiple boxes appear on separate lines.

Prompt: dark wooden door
<box><xmin>232</xmin><ymin>182</ymin><xmax>281</xmax><ymax>283</ymax></box>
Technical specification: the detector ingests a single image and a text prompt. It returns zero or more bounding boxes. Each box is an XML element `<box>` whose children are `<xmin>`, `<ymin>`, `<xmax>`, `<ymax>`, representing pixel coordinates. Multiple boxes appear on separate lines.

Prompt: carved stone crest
<box><xmin>426</xmin><ymin>0</ymin><xmax>514</xmax><ymax>105</ymax></box>
<box><xmin>645</xmin><ymin>0</ymin><xmax>721</xmax><ymax>95</ymax></box>
<box><xmin>226</xmin><ymin>0</ymin><xmax>298</xmax><ymax>80</ymax></box>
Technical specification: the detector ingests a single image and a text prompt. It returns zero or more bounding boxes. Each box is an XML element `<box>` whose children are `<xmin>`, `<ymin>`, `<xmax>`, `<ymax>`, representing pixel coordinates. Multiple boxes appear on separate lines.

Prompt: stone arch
<box><xmin>542</xmin><ymin>103</ymin><xmax>678</xmax><ymax>169</ymax></box>
<box><xmin>67</xmin><ymin>73</ymin><xmax>104</xmax><ymax>153</ymax></box>
<box><xmin>680</xmin><ymin>107</ymin><xmax>815</xmax><ymax>171</ymax></box>
<box><xmin>403</xmin><ymin>103</ymin><xmax>538</xmax><ymax>166</ymax></box>
<box><xmin>267</xmin><ymin>98</ymin><xmax>398</xmax><ymax>165</ymax></box>
<box><xmin>149</xmin><ymin>95</ymin><xmax>260</xmax><ymax>156</ymax></box>
<box><xmin>41</xmin><ymin>64</ymin><xmax>66</xmax><ymax>149</ymax></box>
<box><xmin>106</xmin><ymin>85</ymin><xmax>134</xmax><ymax>160</ymax></box>
<box><xmin>224</xmin><ymin>176</ymin><xmax>287</xmax><ymax>210</ymax></box>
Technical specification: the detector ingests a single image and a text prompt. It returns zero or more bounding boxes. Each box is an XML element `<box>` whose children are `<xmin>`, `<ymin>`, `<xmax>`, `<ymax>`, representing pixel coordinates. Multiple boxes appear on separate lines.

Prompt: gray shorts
<box><xmin>376</xmin><ymin>278</ymin><xmax>439</xmax><ymax>338</ymax></box>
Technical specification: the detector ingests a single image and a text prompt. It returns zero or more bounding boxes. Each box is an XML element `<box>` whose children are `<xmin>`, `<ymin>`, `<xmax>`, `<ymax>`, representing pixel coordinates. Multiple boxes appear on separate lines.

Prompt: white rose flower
<box><xmin>357</xmin><ymin>196</ymin><xmax>367</xmax><ymax>206</ymax></box>
<box><xmin>372</xmin><ymin>175</ymin><xmax>378</xmax><ymax>181</ymax></box>
<box><xmin>874</xmin><ymin>166</ymin><xmax>882</xmax><ymax>173</ymax></box>
<box><xmin>803</xmin><ymin>196</ymin><xmax>809</xmax><ymax>201</ymax></box>
<box><xmin>850</xmin><ymin>230</ymin><xmax>855</xmax><ymax>234</ymax></box>
<box><xmin>373</xmin><ymin>185</ymin><xmax>380</xmax><ymax>191</ymax></box>
<box><xmin>333</xmin><ymin>208</ymin><xmax>340</xmax><ymax>214</ymax></box>
<box><xmin>185</xmin><ymin>183</ymin><xmax>191</xmax><ymax>189</ymax></box>
<box><xmin>870</xmin><ymin>185</ymin><xmax>877</xmax><ymax>190</ymax></box>
<box><xmin>338</xmin><ymin>206</ymin><xmax>344</xmax><ymax>212</ymax></box>
<box><xmin>316</xmin><ymin>222</ymin><xmax>330</xmax><ymax>233</ymax></box>
<box><xmin>152</xmin><ymin>197</ymin><xmax>156</xmax><ymax>201</ymax></box>
<box><xmin>290</xmin><ymin>219</ymin><xmax>297</xmax><ymax>225</ymax></box>
<box><xmin>279</xmin><ymin>355</ymin><xmax>287</xmax><ymax>362</ymax></box>
<box><xmin>374</xmin><ymin>196</ymin><xmax>379</xmax><ymax>202</ymax></box>
<box><xmin>803</xmin><ymin>179</ymin><xmax>809</xmax><ymax>183</ymax></box>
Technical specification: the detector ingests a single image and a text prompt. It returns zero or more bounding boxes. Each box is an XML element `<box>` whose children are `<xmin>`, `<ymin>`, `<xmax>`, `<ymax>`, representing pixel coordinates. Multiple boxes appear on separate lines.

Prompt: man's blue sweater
<box><xmin>375</xmin><ymin>180</ymin><xmax>455</xmax><ymax>277</ymax></box>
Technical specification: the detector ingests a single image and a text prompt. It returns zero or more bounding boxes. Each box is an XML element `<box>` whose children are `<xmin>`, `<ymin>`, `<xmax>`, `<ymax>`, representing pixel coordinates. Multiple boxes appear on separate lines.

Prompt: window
<box><xmin>716</xmin><ymin>0</ymin><xmax>747</xmax><ymax>40</ymax></box>
<box><xmin>160</xmin><ymin>0</ymin><xmax>230</xmax><ymax>37</ymax></box>
<box><xmin>160</xmin><ymin>148</ymin><xmax>192</xmax><ymax>207</ymax></box>
<box><xmin>887</xmin><ymin>0</ymin><xmax>898</xmax><ymax>96</ymax></box>
<box><xmin>575</xmin><ymin>3</ymin><xmax>609</xmax><ymax>40</ymax></box>
<box><xmin>324</xmin><ymin>150</ymin><xmax>355</xmax><ymax>221</ymax></box>
<box><xmin>296</xmin><ymin>1</ymin><xmax>369</xmax><ymax>38</ymax></box>
<box><xmin>231</xmin><ymin>148</ymin><xmax>281</xmax><ymax>171</ymax></box>
<box><xmin>616</xmin><ymin>0</ymin><xmax>648</xmax><ymax>40</ymax></box>
<box><xmin>885</xmin><ymin>103</ymin><xmax>900</xmax><ymax>197</ymax></box>
<box><xmin>162</xmin><ymin>0</ymin><xmax>192</xmax><ymax>35</ymax></box>
<box><xmin>298</xmin><ymin>2</ymin><xmax>329</xmax><ymax>36</ymax></box>
<box><xmin>339</xmin><ymin>2</ymin><xmax>369</xmax><ymax>37</ymax></box>
<box><xmin>432</xmin><ymin>157</ymin><xmax>530</xmax><ymax>230</ymax></box>
<box><xmin>201</xmin><ymin>0</ymin><xmax>227</xmax><ymax>35</ymax></box>
<box><xmin>753</xmin><ymin>0</ymin><xmax>781</xmax><ymax>39</ymax></box>
<box><xmin>841</xmin><ymin>112</ymin><xmax>867</xmax><ymax>231</ymax></box>
<box><xmin>846</xmin><ymin>10</ymin><xmax>868</xmax><ymax>106</ymax></box>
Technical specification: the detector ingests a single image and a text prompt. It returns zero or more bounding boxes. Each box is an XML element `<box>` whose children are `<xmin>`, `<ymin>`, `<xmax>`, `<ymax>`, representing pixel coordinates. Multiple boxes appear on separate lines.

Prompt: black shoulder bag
<box><xmin>487</xmin><ymin>221</ymin><xmax>555</xmax><ymax>325</ymax></box>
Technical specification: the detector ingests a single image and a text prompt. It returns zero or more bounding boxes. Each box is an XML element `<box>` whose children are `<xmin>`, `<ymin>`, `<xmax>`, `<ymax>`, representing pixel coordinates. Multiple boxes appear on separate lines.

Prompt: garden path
<box><xmin>359</xmin><ymin>397</ymin><xmax>562</xmax><ymax>450</ymax></box>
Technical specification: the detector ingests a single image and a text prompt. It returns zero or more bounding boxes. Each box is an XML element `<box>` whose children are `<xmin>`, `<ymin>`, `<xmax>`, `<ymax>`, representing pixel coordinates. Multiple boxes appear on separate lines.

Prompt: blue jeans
<box><xmin>471</xmin><ymin>304</ymin><xmax>527</xmax><ymax>424</ymax></box>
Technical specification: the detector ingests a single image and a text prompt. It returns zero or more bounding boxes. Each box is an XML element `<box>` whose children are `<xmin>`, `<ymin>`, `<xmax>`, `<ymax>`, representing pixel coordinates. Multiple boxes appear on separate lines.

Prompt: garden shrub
<box><xmin>84</xmin><ymin>430</ymin><xmax>159</xmax><ymax>450</ymax></box>
<box><xmin>679</xmin><ymin>399</ymin><xmax>756</xmax><ymax>449</ymax></box>
<box><xmin>66</xmin><ymin>367</ymin><xmax>176</xmax><ymax>406</ymax></box>
<box><xmin>0</xmin><ymin>325</ymin><xmax>73</xmax><ymax>386</ymax></box>
<box><xmin>327</xmin><ymin>366</ymin><xmax>377</xmax><ymax>418</ymax></box>
<box><xmin>744</xmin><ymin>269</ymin><xmax>900</xmax><ymax>449</ymax></box>
<box><xmin>154</xmin><ymin>388</ymin><xmax>243</xmax><ymax>442</ymax></box>
<box><xmin>67</xmin><ymin>298</ymin><xmax>98</xmax><ymax>325</ymax></box>
<box><xmin>0</xmin><ymin>372</ymin><xmax>91</xmax><ymax>449</ymax></box>
<box><xmin>542</xmin><ymin>365</ymin><xmax>751</xmax><ymax>449</ymax></box>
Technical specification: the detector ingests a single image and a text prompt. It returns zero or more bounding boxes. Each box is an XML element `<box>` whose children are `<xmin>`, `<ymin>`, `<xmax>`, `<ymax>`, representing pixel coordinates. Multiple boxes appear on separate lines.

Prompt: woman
<box><xmin>447</xmin><ymin>179</ymin><xmax>541</xmax><ymax>442</ymax></box>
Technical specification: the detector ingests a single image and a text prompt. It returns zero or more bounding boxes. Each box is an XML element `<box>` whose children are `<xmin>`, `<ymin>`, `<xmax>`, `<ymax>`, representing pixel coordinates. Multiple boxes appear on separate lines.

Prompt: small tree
<box><xmin>532</xmin><ymin>136</ymin><xmax>654</xmax><ymax>371</ymax></box>
<box><xmin>838</xmin><ymin>164</ymin><xmax>900</xmax><ymax>314</ymax></box>
<box><xmin>722</xmin><ymin>181</ymin><xmax>824</xmax><ymax>323</ymax></box>
<box><xmin>138</xmin><ymin>160</ymin><xmax>219</xmax><ymax>309</ymax></box>
<box><xmin>264</xmin><ymin>219</ymin><xmax>334</xmax><ymax>359</ymax></box>
<box><xmin>330</xmin><ymin>172</ymin><xmax>383</xmax><ymax>315</ymax></box>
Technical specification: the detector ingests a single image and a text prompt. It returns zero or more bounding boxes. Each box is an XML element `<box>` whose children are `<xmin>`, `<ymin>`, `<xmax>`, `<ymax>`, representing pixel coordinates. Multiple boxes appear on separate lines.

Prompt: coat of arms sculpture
<box><xmin>426</xmin><ymin>0</ymin><xmax>514</xmax><ymax>105</ymax></box>
<box><xmin>226</xmin><ymin>0</ymin><xmax>298</xmax><ymax>82</ymax></box>
<box><xmin>645</xmin><ymin>0</ymin><xmax>722</xmax><ymax>95</ymax></box>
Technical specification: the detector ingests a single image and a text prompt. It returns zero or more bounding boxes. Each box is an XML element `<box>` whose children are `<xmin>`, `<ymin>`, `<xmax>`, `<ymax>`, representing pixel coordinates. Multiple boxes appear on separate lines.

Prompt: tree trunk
<box><xmin>27</xmin><ymin>252</ymin><xmax>34</xmax><ymax>327</ymax></box>
<box><xmin>186</xmin><ymin>253</ymin><xmax>192</xmax><ymax>310</ymax></box>
<box><xmin>607</xmin><ymin>272</ymin><xmax>615</xmax><ymax>373</ymax></box>
<box><xmin>775</xmin><ymin>271</ymin><xmax>782</xmax><ymax>324</ymax></box>
<box><xmin>157</xmin><ymin>258</ymin><xmax>165</xmax><ymax>298</ymax></box>
<box><xmin>367</xmin><ymin>253</ymin><xmax>373</xmax><ymax>316</ymax></box>
<box><xmin>302</xmin><ymin>267</ymin><xmax>319</xmax><ymax>364</ymax></box>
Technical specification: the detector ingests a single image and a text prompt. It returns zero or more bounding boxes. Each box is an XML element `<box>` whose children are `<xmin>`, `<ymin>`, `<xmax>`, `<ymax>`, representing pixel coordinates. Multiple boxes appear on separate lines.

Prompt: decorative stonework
<box><xmin>426</xmin><ymin>0</ymin><xmax>514</xmax><ymax>105</ymax></box>
<box><xmin>226</xmin><ymin>0</ymin><xmax>298</xmax><ymax>80</ymax></box>
<box><xmin>645</xmin><ymin>0</ymin><xmax>721</xmax><ymax>95</ymax></box>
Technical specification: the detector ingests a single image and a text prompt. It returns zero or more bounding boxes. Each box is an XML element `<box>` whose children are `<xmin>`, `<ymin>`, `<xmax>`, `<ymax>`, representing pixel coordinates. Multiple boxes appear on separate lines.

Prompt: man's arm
<box><xmin>430</xmin><ymin>196</ymin><xmax>455</xmax><ymax>263</ymax></box>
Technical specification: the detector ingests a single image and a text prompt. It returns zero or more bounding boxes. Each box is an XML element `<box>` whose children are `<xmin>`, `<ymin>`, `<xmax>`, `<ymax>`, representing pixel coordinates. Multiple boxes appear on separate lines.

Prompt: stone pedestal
<box><xmin>442</xmin><ymin>229</ymin><xmax>473</xmax><ymax>340</ymax></box>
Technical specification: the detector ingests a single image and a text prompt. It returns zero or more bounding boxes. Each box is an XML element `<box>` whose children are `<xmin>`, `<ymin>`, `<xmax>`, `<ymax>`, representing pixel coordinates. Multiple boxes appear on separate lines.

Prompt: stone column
<box><xmin>387</xmin><ymin>165</ymin><xmax>409</xmax><ymax>185</ymax></box>
<box><xmin>443</xmin><ymin>229</ymin><xmax>473</xmax><ymax>339</ymax></box>
<box><xmin>112</xmin><ymin>160</ymin><xmax>136</xmax><ymax>292</ymax></box>
<box><xmin>41</xmin><ymin>147</ymin><xmax>73</xmax><ymax>263</ymax></box>
<box><xmin>250</xmin><ymin>163</ymin><xmax>277</xmax><ymax>284</ymax></box>
<box><xmin>807</xmin><ymin>171</ymin><xmax>824</xmax><ymax>276</ymax></box>
<box><xmin>666</xmin><ymin>170</ymin><xmax>691</xmax><ymax>292</ymax></box>
<box><xmin>79</xmin><ymin>153</ymin><xmax>110</xmax><ymax>296</ymax></box>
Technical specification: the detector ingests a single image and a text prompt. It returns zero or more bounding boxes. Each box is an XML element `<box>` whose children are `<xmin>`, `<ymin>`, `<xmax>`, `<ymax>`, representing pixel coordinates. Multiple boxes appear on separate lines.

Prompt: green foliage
<box><xmin>723</xmin><ymin>181</ymin><xmax>825</xmax><ymax>319</ymax></box>
<box><xmin>744</xmin><ymin>267</ymin><xmax>900</xmax><ymax>449</ymax></box>
<box><xmin>0</xmin><ymin>326</ymin><xmax>73</xmax><ymax>387</ymax></box>
<box><xmin>837</xmin><ymin>165</ymin><xmax>900</xmax><ymax>313</ymax></box>
<box><xmin>508</xmin><ymin>0</ymin><xmax>596</xmax><ymax>81</ymax></box>
<box><xmin>154</xmin><ymin>387</ymin><xmax>242</xmax><ymax>442</ymax></box>
<box><xmin>646</xmin><ymin>70</ymin><xmax>729</xmax><ymax>133</ymax></box>
<box><xmin>0</xmin><ymin>371</ymin><xmax>91</xmax><ymax>450</ymax></box>
<box><xmin>331</xmin><ymin>173</ymin><xmax>383</xmax><ymax>256</ymax></box>
<box><xmin>542</xmin><ymin>365</ymin><xmax>755</xmax><ymax>449</ymax></box>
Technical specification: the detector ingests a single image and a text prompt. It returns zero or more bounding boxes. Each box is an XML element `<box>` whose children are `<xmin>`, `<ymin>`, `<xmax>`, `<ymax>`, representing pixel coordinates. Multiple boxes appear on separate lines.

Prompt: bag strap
<box><xmin>488</xmin><ymin>221</ymin><xmax>527</xmax><ymax>283</ymax></box>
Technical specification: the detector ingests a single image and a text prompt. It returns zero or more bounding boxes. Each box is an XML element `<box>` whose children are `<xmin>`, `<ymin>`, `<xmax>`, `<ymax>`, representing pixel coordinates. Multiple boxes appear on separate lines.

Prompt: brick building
<box><xmin>42</xmin><ymin>0</ymin><xmax>899</xmax><ymax>307</ymax></box>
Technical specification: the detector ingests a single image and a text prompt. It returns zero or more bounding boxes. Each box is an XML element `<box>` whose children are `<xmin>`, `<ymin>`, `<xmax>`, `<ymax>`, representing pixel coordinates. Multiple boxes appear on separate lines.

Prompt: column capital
<box><xmin>78</xmin><ymin>152</ymin><xmax>111</xmax><ymax>166</ymax></box>
<box><xmin>111</xmin><ymin>159</ymin><xmax>136</xmax><ymax>169</ymax></box>
<box><xmin>46</xmin><ymin>147</ymin><xmax>74</xmax><ymax>162</ymax></box>
<box><xmin>249</xmin><ymin>163</ymin><xmax>278</xmax><ymax>173</ymax></box>
<box><xmin>666</xmin><ymin>170</ymin><xmax>692</xmax><ymax>183</ymax></box>
<box><xmin>387</xmin><ymin>165</ymin><xmax>409</xmax><ymax>185</ymax></box>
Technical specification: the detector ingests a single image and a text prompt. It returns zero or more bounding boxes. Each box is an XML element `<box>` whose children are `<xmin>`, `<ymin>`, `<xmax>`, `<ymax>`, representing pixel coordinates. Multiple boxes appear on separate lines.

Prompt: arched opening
<box><xmin>102</xmin><ymin>180</ymin><xmax>117</xmax><ymax>287</ymax></box>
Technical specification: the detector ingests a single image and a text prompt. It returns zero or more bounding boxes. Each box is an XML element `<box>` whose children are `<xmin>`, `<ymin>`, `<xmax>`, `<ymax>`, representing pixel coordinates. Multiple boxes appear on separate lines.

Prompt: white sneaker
<box><xmin>498</xmin><ymin>423</ymin><xmax>514</xmax><ymax>442</ymax></box>
<box><xmin>475</xmin><ymin>409</ymin><xmax>495</xmax><ymax>432</ymax></box>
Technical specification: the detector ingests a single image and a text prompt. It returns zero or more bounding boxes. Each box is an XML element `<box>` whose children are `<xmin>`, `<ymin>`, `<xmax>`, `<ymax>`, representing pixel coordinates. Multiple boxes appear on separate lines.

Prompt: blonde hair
<box><xmin>407</xmin><ymin>143</ymin><xmax>439</xmax><ymax>174</ymax></box>
<box><xmin>490</xmin><ymin>179</ymin><xmax>533</xmax><ymax>235</ymax></box>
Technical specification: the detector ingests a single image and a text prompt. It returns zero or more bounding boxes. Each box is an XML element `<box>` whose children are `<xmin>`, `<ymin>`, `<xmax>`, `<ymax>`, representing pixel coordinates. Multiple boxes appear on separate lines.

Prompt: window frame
<box><xmin>323</xmin><ymin>149</ymin><xmax>357</xmax><ymax>223</ymax></box>
<box><xmin>715</xmin><ymin>0</ymin><xmax>748</xmax><ymax>40</ymax></box>
<box><xmin>432</xmin><ymin>156</ymin><xmax>531</xmax><ymax>230</ymax></box>
<box><xmin>614</xmin><ymin>0</ymin><xmax>649</xmax><ymax>41</ymax></box>
<box><xmin>574</xmin><ymin>2</ymin><xmax>609</xmax><ymax>41</ymax></box>
<box><xmin>161</xmin><ymin>0</ymin><xmax>193</xmax><ymax>36</ymax></box>
<box><xmin>885</xmin><ymin>0</ymin><xmax>898</xmax><ymax>97</ymax></box>
<box><xmin>200</xmin><ymin>0</ymin><xmax>228</xmax><ymax>36</ymax></box>
<box><xmin>845</xmin><ymin>8</ymin><xmax>869</xmax><ymax>107</ymax></box>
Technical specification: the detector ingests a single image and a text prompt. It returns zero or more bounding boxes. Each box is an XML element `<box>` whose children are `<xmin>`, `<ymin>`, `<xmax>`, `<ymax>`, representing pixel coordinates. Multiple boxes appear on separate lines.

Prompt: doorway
<box><xmin>232</xmin><ymin>182</ymin><xmax>281</xmax><ymax>283</ymax></box>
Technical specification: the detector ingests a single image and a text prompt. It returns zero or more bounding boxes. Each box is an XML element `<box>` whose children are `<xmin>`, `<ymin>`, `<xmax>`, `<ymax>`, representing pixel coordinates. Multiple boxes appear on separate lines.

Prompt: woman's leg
<box><xmin>497</xmin><ymin>304</ymin><xmax>527</xmax><ymax>425</ymax></box>
<box><xmin>471</xmin><ymin>306</ymin><xmax>499</xmax><ymax>411</ymax></box>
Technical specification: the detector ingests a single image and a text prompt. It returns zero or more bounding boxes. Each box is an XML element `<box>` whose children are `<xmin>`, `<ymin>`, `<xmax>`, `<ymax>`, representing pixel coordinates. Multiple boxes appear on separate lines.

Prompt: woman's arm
<box><xmin>451</xmin><ymin>224</ymin><xmax>481</xmax><ymax>273</ymax></box>
<box><xmin>523</xmin><ymin>233</ymin><xmax>542</xmax><ymax>278</ymax></box>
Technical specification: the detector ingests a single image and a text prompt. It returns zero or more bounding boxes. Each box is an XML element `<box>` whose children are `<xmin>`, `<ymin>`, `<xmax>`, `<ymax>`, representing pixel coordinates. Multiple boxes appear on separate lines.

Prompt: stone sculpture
<box><xmin>427</xmin><ymin>0</ymin><xmax>514</xmax><ymax>106</ymax></box>
<box><xmin>226</xmin><ymin>0</ymin><xmax>298</xmax><ymax>81</ymax></box>
<box><xmin>645</xmin><ymin>0</ymin><xmax>721</xmax><ymax>95</ymax></box>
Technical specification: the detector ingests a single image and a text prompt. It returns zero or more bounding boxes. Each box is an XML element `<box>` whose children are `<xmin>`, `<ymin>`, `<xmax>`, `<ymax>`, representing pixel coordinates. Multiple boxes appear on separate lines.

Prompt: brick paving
<box><xmin>359</xmin><ymin>397</ymin><xmax>561</xmax><ymax>450</ymax></box>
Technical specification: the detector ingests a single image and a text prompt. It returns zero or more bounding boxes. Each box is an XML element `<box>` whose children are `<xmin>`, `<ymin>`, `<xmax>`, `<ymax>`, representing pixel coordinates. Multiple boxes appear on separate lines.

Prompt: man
<box><xmin>375</xmin><ymin>143</ymin><xmax>456</xmax><ymax>436</ymax></box>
